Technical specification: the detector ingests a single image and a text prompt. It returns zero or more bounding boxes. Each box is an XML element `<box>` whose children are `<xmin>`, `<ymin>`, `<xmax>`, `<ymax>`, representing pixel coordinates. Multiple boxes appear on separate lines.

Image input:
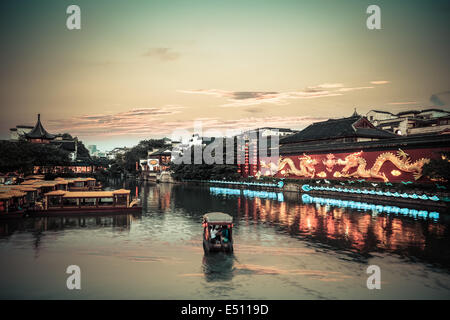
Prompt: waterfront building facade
<box><xmin>272</xmin><ymin>115</ymin><xmax>450</xmax><ymax>183</ymax></box>
<box><xmin>237</xmin><ymin>127</ymin><xmax>297</xmax><ymax>178</ymax></box>
<box><xmin>140</xmin><ymin>149</ymin><xmax>172</xmax><ymax>172</ymax></box>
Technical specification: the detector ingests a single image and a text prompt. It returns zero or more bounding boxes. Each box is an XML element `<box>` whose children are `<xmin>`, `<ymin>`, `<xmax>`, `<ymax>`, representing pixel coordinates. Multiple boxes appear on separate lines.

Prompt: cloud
<box><xmin>143</xmin><ymin>48</ymin><xmax>180</xmax><ymax>61</ymax></box>
<box><xmin>179</xmin><ymin>83</ymin><xmax>374</xmax><ymax>107</ymax></box>
<box><xmin>336</xmin><ymin>86</ymin><xmax>374</xmax><ymax>92</ymax></box>
<box><xmin>370</xmin><ymin>80</ymin><xmax>390</xmax><ymax>85</ymax></box>
<box><xmin>244</xmin><ymin>107</ymin><xmax>263</xmax><ymax>114</ymax></box>
<box><xmin>198</xmin><ymin>116</ymin><xmax>328</xmax><ymax>132</ymax></box>
<box><xmin>311</xmin><ymin>83</ymin><xmax>344</xmax><ymax>89</ymax></box>
<box><xmin>46</xmin><ymin>105</ymin><xmax>185</xmax><ymax>137</ymax></box>
<box><xmin>45</xmin><ymin>108</ymin><xmax>326</xmax><ymax>140</ymax></box>
<box><xmin>387</xmin><ymin>101</ymin><xmax>418</xmax><ymax>105</ymax></box>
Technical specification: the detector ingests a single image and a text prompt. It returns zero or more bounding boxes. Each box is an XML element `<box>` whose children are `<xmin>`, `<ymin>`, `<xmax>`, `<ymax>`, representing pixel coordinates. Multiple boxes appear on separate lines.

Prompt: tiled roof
<box><xmin>280</xmin><ymin>116</ymin><xmax>396</xmax><ymax>144</ymax></box>
<box><xmin>280</xmin><ymin>132</ymin><xmax>450</xmax><ymax>155</ymax></box>
<box><xmin>25</xmin><ymin>114</ymin><xmax>55</xmax><ymax>140</ymax></box>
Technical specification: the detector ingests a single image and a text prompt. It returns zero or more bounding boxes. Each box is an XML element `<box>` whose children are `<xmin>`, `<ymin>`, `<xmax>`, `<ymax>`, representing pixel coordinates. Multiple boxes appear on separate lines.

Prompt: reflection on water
<box><xmin>202</xmin><ymin>254</ymin><xmax>235</xmax><ymax>282</ymax></box>
<box><xmin>301</xmin><ymin>194</ymin><xmax>440</xmax><ymax>220</ymax></box>
<box><xmin>208</xmin><ymin>186</ymin><xmax>449</xmax><ymax>267</ymax></box>
<box><xmin>0</xmin><ymin>215</ymin><xmax>134</xmax><ymax>238</ymax></box>
<box><xmin>0</xmin><ymin>181</ymin><xmax>449</xmax><ymax>299</ymax></box>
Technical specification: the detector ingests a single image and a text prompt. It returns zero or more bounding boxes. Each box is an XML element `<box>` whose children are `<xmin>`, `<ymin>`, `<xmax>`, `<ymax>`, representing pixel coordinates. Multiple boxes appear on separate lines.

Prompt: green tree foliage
<box><xmin>58</xmin><ymin>133</ymin><xmax>90</xmax><ymax>159</ymax></box>
<box><xmin>170</xmin><ymin>163</ymin><xmax>241</xmax><ymax>181</ymax></box>
<box><xmin>422</xmin><ymin>151</ymin><xmax>450</xmax><ymax>184</ymax></box>
<box><xmin>0</xmin><ymin>141</ymin><xmax>71</xmax><ymax>174</ymax></box>
<box><xmin>77</xmin><ymin>140</ymin><xmax>91</xmax><ymax>159</ymax></box>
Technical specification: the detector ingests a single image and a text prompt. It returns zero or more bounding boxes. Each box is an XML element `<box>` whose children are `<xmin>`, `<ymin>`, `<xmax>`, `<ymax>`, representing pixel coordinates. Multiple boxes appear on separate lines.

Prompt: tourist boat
<box><xmin>202</xmin><ymin>212</ymin><xmax>234</xmax><ymax>254</ymax></box>
<box><xmin>0</xmin><ymin>189</ymin><xmax>28</xmax><ymax>219</ymax></box>
<box><xmin>29</xmin><ymin>189</ymin><xmax>142</xmax><ymax>216</ymax></box>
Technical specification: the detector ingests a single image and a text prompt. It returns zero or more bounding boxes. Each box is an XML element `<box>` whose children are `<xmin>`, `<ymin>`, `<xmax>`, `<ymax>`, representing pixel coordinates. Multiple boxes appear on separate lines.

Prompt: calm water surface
<box><xmin>0</xmin><ymin>181</ymin><xmax>449</xmax><ymax>299</ymax></box>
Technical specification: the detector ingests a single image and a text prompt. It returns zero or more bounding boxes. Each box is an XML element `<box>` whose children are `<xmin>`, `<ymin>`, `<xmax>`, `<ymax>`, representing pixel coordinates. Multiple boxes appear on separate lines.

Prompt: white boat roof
<box><xmin>203</xmin><ymin>212</ymin><xmax>233</xmax><ymax>223</ymax></box>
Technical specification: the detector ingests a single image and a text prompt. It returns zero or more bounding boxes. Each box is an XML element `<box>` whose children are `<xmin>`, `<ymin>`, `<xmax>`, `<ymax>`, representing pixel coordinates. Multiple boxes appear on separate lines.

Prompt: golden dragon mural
<box><xmin>278</xmin><ymin>154</ymin><xmax>317</xmax><ymax>178</ymax></box>
<box><xmin>276</xmin><ymin>149</ymin><xmax>430</xmax><ymax>182</ymax></box>
<box><xmin>337</xmin><ymin>149</ymin><xmax>430</xmax><ymax>182</ymax></box>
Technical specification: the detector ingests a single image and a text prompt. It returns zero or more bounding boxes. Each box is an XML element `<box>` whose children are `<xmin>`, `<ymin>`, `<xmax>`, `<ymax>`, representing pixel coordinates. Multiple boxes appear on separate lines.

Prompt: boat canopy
<box><xmin>203</xmin><ymin>212</ymin><xmax>233</xmax><ymax>224</ymax></box>
<box><xmin>45</xmin><ymin>189</ymin><xmax>130</xmax><ymax>198</ymax></box>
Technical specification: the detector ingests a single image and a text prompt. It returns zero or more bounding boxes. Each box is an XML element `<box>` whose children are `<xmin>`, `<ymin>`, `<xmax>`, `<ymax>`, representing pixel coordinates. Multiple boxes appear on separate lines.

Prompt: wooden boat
<box><xmin>29</xmin><ymin>189</ymin><xmax>142</xmax><ymax>216</ymax></box>
<box><xmin>0</xmin><ymin>189</ymin><xmax>27</xmax><ymax>219</ymax></box>
<box><xmin>202</xmin><ymin>212</ymin><xmax>234</xmax><ymax>254</ymax></box>
<box><xmin>1</xmin><ymin>180</ymin><xmax>142</xmax><ymax>218</ymax></box>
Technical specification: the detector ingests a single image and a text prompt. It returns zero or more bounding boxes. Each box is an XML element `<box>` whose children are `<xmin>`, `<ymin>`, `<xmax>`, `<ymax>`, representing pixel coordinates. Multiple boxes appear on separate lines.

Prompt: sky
<box><xmin>0</xmin><ymin>0</ymin><xmax>449</xmax><ymax>150</ymax></box>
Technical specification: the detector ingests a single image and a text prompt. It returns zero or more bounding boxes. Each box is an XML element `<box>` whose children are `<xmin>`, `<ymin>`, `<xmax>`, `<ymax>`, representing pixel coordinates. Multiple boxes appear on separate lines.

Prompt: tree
<box><xmin>169</xmin><ymin>143</ymin><xmax>241</xmax><ymax>181</ymax></box>
<box><xmin>76</xmin><ymin>140</ymin><xmax>91</xmax><ymax>159</ymax></box>
<box><xmin>59</xmin><ymin>133</ymin><xmax>90</xmax><ymax>159</ymax></box>
<box><xmin>0</xmin><ymin>141</ymin><xmax>71</xmax><ymax>175</ymax></box>
<box><xmin>121</xmin><ymin>139</ymin><xmax>166</xmax><ymax>173</ymax></box>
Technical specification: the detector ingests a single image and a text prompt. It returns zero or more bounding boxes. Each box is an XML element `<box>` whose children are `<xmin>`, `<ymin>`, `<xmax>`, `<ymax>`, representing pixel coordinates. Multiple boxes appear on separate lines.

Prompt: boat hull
<box><xmin>0</xmin><ymin>211</ymin><xmax>25</xmax><ymax>219</ymax></box>
<box><xmin>0</xmin><ymin>207</ymin><xmax>142</xmax><ymax>219</ymax></box>
<box><xmin>203</xmin><ymin>239</ymin><xmax>234</xmax><ymax>254</ymax></box>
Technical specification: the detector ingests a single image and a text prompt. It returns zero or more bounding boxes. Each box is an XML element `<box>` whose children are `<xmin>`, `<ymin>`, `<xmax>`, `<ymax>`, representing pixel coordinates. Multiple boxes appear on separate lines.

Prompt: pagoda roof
<box><xmin>26</xmin><ymin>114</ymin><xmax>55</xmax><ymax>140</ymax></box>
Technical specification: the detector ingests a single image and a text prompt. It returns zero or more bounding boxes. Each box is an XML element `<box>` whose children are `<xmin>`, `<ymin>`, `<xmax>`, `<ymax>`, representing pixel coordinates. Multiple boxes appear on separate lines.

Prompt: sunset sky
<box><xmin>1</xmin><ymin>0</ymin><xmax>449</xmax><ymax>150</ymax></box>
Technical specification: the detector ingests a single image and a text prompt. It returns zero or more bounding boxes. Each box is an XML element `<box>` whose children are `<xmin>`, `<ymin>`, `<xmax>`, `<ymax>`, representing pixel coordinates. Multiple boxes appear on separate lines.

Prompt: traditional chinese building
<box><xmin>6</xmin><ymin>114</ymin><xmax>101</xmax><ymax>175</ymax></box>
<box><xmin>367</xmin><ymin>108</ymin><xmax>450</xmax><ymax>136</ymax></box>
<box><xmin>25</xmin><ymin>114</ymin><xmax>56</xmax><ymax>143</ymax></box>
<box><xmin>140</xmin><ymin>149</ymin><xmax>172</xmax><ymax>172</ymax></box>
<box><xmin>260</xmin><ymin>115</ymin><xmax>450</xmax><ymax>183</ymax></box>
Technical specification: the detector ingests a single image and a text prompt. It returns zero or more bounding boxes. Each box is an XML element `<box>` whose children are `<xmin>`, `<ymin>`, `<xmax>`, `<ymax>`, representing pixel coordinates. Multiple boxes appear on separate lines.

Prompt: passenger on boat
<box><xmin>221</xmin><ymin>226</ymin><xmax>229</xmax><ymax>244</ymax></box>
<box><xmin>210</xmin><ymin>225</ymin><xmax>220</xmax><ymax>243</ymax></box>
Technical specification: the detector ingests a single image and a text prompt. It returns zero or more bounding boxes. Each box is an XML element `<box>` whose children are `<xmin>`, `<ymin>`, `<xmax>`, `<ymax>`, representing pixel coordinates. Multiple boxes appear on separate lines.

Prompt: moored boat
<box><xmin>30</xmin><ymin>189</ymin><xmax>142</xmax><ymax>216</ymax></box>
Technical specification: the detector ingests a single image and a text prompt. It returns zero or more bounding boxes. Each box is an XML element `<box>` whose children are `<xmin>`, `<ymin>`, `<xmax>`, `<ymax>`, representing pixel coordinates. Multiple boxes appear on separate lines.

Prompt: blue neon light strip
<box><xmin>301</xmin><ymin>184</ymin><xmax>441</xmax><ymax>202</ymax></box>
<box><xmin>301</xmin><ymin>194</ymin><xmax>440</xmax><ymax>220</ymax></box>
<box><xmin>209</xmin><ymin>187</ymin><xmax>284</xmax><ymax>202</ymax></box>
<box><xmin>209</xmin><ymin>180</ymin><xmax>284</xmax><ymax>188</ymax></box>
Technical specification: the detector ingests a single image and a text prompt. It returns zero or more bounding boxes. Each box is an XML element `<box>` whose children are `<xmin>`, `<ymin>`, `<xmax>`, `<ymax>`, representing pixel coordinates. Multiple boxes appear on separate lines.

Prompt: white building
<box><xmin>106</xmin><ymin>147</ymin><xmax>130</xmax><ymax>160</ymax></box>
<box><xmin>366</xmin><ymin>108</ymin><xmax>450</xmax><ymax>136</ymax></box>
<box><xmin>9</xmin><ymin>125</ymin><xmax>34</xmax><ymax>141</ymax></box>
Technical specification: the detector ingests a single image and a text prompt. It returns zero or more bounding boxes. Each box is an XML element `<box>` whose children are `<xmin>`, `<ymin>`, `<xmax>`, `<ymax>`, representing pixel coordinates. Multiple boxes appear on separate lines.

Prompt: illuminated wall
<box><xmin>237</xmin><ymin>140</ymin><xmax>260</xmax><ymax>178</ymax></box>
<box><xmin>266</xmin><ymin>147</ymin><xmax>449</xmax><ymax>182</ymax></box>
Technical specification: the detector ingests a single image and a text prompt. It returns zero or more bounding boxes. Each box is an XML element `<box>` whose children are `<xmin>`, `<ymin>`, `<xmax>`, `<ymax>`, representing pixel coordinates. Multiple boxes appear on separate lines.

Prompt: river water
<box><xmin>0</xmin><ymin>181</ymin><xmax>449</xmax><ymax>299</ymax></box>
